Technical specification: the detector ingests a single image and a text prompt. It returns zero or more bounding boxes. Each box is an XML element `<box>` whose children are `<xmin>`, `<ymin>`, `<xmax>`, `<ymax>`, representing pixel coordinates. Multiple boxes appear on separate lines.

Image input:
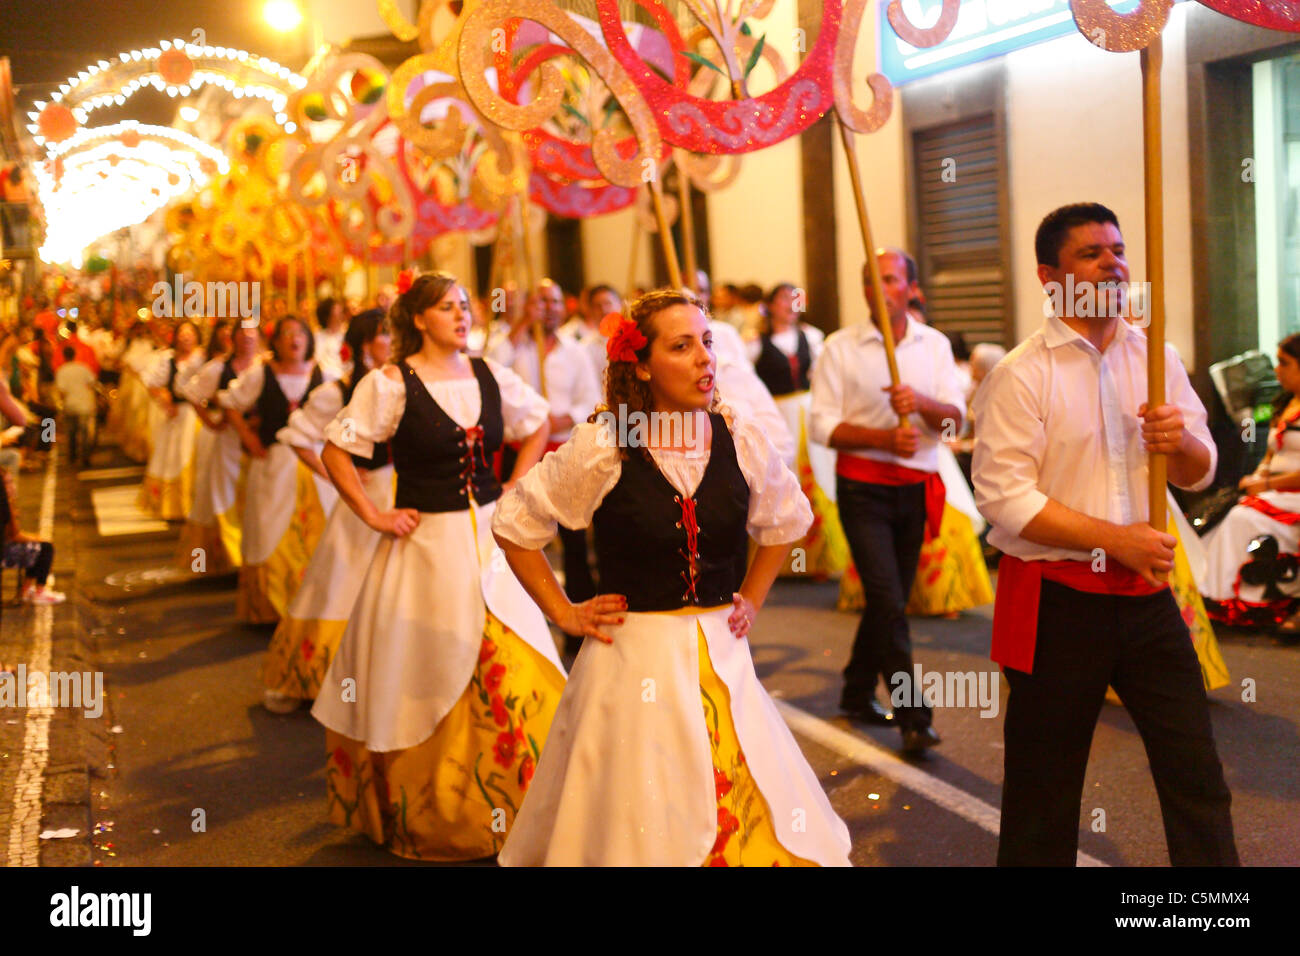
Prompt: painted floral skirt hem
<box><xmin>698</xmin><ymin>630</ymin><xmax>816</xmax><ymax>867</ymax></box>
<box><xmin>264</xmin><ymin>617</ymin><xmax>346</xmax><ymax>699</ymax></box>
<box><xmin>324</xmin><ymin>612</ymin><xmax>564</xmax><ymax>861</ymax></box>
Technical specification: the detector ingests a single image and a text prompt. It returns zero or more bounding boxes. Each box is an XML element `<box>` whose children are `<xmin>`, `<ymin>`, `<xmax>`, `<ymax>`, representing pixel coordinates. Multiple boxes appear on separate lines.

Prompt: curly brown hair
<box><xmin>388</xmin><ymin>272</ymin><xmax>460</xmax><ymax>363</ymax></box>
<box><xmin>591</xmin><ymin>287</ymin><xmax>725</xmax><ymax>454</ymax></box>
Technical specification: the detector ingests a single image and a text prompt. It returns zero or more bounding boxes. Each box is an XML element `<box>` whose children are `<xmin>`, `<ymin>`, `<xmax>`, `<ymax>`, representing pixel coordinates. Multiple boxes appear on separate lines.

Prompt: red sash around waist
<box><xmin>835</xmin><ymin>454</ymin><xmax>946</xmax><ymax>540</ymax></box>
<box><xmin>1239</xmin><ymin>494</ymin><xmax>1300</xmax><ymax>525</ymax></box>
<box><xmin>991</xmin><ymin>554</ymin><xmax>1166</xmax><ymax>673</ymax></box>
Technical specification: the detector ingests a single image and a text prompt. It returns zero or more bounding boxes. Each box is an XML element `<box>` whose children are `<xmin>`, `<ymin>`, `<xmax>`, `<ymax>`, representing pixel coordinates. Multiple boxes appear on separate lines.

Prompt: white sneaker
<box><xmin>24</xmin><ymin>587</ymin><xmax>66</xmax><ymax>605</ymax></box>
<box><xmin>262</xmin><ymin>689</ymin><xmax>300</xmax><ymax>714</ymax></box>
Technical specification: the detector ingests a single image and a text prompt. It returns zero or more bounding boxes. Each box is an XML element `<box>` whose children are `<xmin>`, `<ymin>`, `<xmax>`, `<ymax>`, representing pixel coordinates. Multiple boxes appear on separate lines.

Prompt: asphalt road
<box><xmin>60</xmin><ymin>461</ymin><xmax>1300</xmax><ymax>868</ymax></box>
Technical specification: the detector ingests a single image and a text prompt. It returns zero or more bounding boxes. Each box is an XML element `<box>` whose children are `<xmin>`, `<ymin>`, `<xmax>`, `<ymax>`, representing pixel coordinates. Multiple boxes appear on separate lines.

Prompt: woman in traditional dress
<box><xmin>114</xmin><ymin>321</ymin><xmax>157</xmax><ymax>463</ymax></box>
<box><xmin>311</xmin><ymin>273</ymin><xmax>565</xmax><ymax>861</ymax></box>
<box><xmin>174</xmin><ymin>321</ymin><xmax>258</xmax><ymax>574</ymax></box>
<box><xmin>747</xmin><ymin>282</ymin><xmax>847</xmax><ymax>580</ymax></box>
<box><xmin>493</xmin><ymin>288</ymin><xmax>851</xmax><ymax>867</ymax></box>
<box><xmin>138</xmin><ymin>320</ymin><xmax>204</xmax><ymax>519</ymax></box>
<box><xmin>1203</xmin><ymin>333</ymin><xmax>1300</xmax><ymax>632</ymax></box>
<box><xmin>261</xmin><ymin>310</ymin><xmax>392</xmax><ymax>713</ymax></box>
<box><xmin>221</xmin><ymin>316</ymin><xmax>337</xmax><ymax>624</ymax></box>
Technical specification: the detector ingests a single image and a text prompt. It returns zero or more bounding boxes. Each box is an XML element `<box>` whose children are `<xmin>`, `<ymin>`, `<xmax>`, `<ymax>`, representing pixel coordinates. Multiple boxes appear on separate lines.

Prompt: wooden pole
<box><xmin>626</xmin><ymin>221</ymin><xmax>640</xmax><ymax>299</ymax></box>
<box><xmin>675</xmin><ymin>150</ymin><xmax>698</xmax><ymax>292</ymax></box>
<box><xmin>648</xmin><ymin>179</ymin><xmax>683</xmax><ymax>290</ymax></box>
<box><xmin>517</xmin><ymin>195</ymin><xmax>547</xmax><ymax>398</ymax></box>
<box><xmin>1142</xmin><ymin>36</ymin><xmax>1167</xmax><ymax>534</ymax></box>
<box><xmin>287</xmin><ymin>258</ymin><xmax>298</xmax><ymax>316</ymax></box>
<box><xmin>836</xmin><ymin>117</ymin><xmax>907</xmax><ymax>427</ymax></box>
<box><xmin>365</xmin><ymin>254</ymin><xmax>377</xmax><ymax>305</ymax></box>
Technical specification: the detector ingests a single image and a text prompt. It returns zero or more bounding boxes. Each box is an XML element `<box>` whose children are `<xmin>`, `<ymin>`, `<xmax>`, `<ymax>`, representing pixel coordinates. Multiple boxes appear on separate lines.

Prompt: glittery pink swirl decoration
<box><xmin>1195</xmin><ymin>0</ymin><xmax>1300</xmax><ymax>32</ymax></box>
<box><xmin>596</xmin><ymin>0</ymin><xmax>843</xmax><ymax>155</ymax></box>
<box><xmin>529</xmin><ymin>171</ymin><xmax>637</xmax><ymax>219</ymax></box>
<box><xmin>496</xmin><ymin>5</ymin><xmax>683</xmax><ymax>185</ymax></box>
<box><xmin>887</xmin><ymin>0</ymin><xmax>961</xmax><ymax>48</ymax></box>
<box><xmin>1070</xmin><ymin>0</ymin><xmax>1175</xmax><ymax>52</ymax></box>
<box><xmin>393</xmin><ymin>135</ymin><xmax>499</xmax><ymax>244</ymax></box>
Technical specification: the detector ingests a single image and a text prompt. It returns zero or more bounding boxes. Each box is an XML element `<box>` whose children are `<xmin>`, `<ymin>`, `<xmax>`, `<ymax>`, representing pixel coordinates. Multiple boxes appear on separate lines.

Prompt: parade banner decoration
<box><xmin>1195</xmin><ymin>0</ymin><xmax>1300</xmax><ymax>31</ymax></box>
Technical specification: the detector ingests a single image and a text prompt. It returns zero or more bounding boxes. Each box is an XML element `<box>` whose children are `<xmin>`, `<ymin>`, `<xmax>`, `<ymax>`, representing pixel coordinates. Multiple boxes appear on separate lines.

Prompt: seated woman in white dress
<box><xmin>493</xmin><ymin>288</ymin><xmax>852</xmax><ymax>866</ymax></box>
<box><xmin>1203</xmin><ymin>333</ymin><xmax>1300</xmax><ymax>632</ymax></box>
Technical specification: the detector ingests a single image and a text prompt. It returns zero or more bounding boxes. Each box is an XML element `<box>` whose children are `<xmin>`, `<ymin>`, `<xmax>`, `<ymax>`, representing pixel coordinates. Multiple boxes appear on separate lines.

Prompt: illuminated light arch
<box><xmin>34</xmin><ymin>126</ymin><xmax>227</xmax><ymax>265</ymax></box>
<box><xmin>24</xmin><ymin>38</ymin><xmax>308</xmax><ymax>150</ymax></box>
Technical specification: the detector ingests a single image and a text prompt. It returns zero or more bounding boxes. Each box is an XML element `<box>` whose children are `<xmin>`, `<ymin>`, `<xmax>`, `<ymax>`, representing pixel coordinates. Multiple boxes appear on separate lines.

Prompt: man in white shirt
<box><xmin>560</xmin><ymin>283</ymin><xmax>622</xmax><ymax>387</ymax></box>
<box><xmin>810</xmin><ymin>250</ymin><xmax>965</xmax><ymax>753</ymax></box>
<box><xmin>55</xmin><ymin>345</ymin><xmax>99</xmax><ymax>467</ymax></box>
<box><xmin>488</xmin><ymin>278</ymin><xmax>602</xmax><ymax>649</ymax></box>
<box><xmin>972</xmin><ymin>202</ymin><xmax>1236</xmax><ymax>866</ymax></box>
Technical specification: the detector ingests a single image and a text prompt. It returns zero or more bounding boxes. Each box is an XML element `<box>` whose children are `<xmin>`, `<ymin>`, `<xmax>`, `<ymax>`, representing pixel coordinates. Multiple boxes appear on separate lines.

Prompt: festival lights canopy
<box><xmin>27</xmin><ymin>38</ymin><xmax>308</xmax><ymax>151</ymax></box>
<box><xmin>35</xmin><ymin>122</ymin><xmax>231</xmax><ymax>266</ymax></box>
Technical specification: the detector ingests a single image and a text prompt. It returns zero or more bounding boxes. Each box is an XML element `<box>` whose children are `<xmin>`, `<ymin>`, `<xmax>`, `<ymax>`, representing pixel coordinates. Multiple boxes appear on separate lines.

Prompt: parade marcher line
<box><xmin>6</xmin><ymin>454</ymin><xmax>57</xmax><ymax>866</ymax></box>
<box><xmin>773</xmin><ymin>699</ymin><xmax>1109</xmax><ymax>867</ymax></box>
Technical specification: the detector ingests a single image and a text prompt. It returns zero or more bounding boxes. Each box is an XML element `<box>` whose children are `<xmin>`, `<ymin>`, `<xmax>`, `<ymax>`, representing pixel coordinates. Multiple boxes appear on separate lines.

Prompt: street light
<box><xmin>264</xmin><ymin>0</ymin><xmax>303</xmax><ymax>33</ymax></box>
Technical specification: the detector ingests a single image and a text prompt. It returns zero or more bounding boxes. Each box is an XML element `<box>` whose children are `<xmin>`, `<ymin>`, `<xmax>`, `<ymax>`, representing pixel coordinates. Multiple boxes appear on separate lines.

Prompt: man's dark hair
<box><xmin>315</xmin><ymin>297</ymin><xmax>336</xmax><ymax>328</ymax></box>
<box><xmin>1035</xmin><ymin>202</ymin><xmax>1120</xmax><ymax>267</ymax></box>
<box><xmin>587</xmin><ymin>283</ymin><xmax>618</xmax><ymax>300</ymax></box>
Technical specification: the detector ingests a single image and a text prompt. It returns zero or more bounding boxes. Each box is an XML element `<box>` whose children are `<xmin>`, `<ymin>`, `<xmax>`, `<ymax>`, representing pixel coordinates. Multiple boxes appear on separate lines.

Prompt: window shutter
<box><xmin>913</xmin><ymin>114</ymin><xmax>1010</xmax><ymax>348</ymax></box>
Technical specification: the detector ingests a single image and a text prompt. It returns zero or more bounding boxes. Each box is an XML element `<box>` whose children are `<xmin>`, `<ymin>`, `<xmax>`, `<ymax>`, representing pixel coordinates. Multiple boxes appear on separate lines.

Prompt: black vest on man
<box><xmin>391</xmin><ymin>358</ymin><xmax>503</xmax><ymax>513</ymax></box>
<box><xmin>754</xmin><ymin>328</ymin><xmax>812</xmax><ymax>396</ymax></box>
<box><xmin>592</xmin><ymin>412</ymin><xmax>750</xmax><ymax>612</ymax></box>
<box><xmin>255</xmin><ymin>364</ymin><xmax>323</xmax><ymax>448</ymax></box>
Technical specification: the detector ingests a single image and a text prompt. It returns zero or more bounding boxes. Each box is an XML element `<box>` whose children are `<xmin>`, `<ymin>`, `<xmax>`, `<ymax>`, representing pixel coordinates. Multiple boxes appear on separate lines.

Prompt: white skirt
<box><xmin>243</xmin><ymin>443</ymin><xmax>338</xmax><ymax>566</ymax></box>
<box><xmin>312</xmin><ymin>497</ymin><xmax>566</xmax><ymax>752</ymax></box>
<box><xmin>1201</xmin><ymin>490</ymin><xmax>1300</xmax><ymax>602</ymax></box>
<box><xmin>281</xmin><ymin>464</ymin><xmax>394</xmax><ymax>621</ymax></box>
<box><xmin>499</xmin><ymin>606</ymin><xmax>852</xmax><ymax>867</ymax></box>
<box><xmin>189</xmin><ymin>427</ymin><xmax>243</xmax><ymax>525</ymax></box>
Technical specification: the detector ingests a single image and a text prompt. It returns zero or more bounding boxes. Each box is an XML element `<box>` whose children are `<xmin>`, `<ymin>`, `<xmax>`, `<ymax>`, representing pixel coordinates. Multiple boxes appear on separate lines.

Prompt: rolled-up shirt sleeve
<box><xmin>1167</xmin><ymin>344</ymin><xmax>1217</xmax><ymax>492</ymax></box>
<box><xmin>322</xmin><ymin>367</ymin><xmax>404</xmax><ymax>459</ymax></box>
<box><xmin>971</xmin><ymin>362</ymin><xmax>1050</xmax><ymax>538</ymax></box>
<box><xmin>807</xmin><ymin>339</ymin><xmax>844</xmax><ymax>447</ymax></box>
<box><xmin>278</xmin><ymin>380</ymin><xmax>343</xmax><ymax>449</ymax></box>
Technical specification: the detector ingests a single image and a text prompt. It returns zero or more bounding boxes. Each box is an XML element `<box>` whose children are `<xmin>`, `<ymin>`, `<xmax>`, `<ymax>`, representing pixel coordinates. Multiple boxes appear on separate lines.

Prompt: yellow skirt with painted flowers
<box><xmin>698</xmin><ymin>630</ymin><xmax>815</xmax><ymax>867</ymax></box>
<box><xmin>838</xmin><ymin>502</ymin><xmax>993</xmax><ymax>616</ymax></box>
<box><xmin>324</xmin><ymin>612</ymin><xmax>564</xmax><ymax>862</ymax></box>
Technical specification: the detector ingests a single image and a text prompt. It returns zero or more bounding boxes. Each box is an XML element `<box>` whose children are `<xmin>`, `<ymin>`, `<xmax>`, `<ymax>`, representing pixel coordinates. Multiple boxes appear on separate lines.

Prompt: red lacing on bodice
<box><xmin>675</xmin><ymin>493</ymin><xmax>701</xmax><ymax>603</ymax></box>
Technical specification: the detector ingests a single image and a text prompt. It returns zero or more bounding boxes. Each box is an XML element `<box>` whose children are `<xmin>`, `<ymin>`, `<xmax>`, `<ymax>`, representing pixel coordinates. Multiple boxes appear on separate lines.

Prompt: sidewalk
<box><xmin>0</xmin><ymin>447</ymin><xmax>115</xmax><ymax>866</ymax></box>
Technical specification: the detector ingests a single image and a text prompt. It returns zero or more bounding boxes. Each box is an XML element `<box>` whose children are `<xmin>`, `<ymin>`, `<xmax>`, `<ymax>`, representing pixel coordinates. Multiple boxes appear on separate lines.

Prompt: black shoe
<box><xmin>901</xmin><ymin>726</ymin><xmax>941</xmax><ymax>754</ymax></box>
<box><xmin>841</xmin><ymin>699</ymin><xmax>895</xmax><ymax>725</ymax></box>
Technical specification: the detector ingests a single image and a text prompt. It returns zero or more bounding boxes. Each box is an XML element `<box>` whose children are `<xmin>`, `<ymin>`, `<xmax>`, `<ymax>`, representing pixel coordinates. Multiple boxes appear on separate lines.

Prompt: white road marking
<box><xmin>6</xmin><ymin>454</ymin><xmax>57</xmax><ymax>867</ymax></box>
<box><xmin>775</xmin><ymin>699</ymin><xmax>1109</xmax><ymax>867</ymax></box>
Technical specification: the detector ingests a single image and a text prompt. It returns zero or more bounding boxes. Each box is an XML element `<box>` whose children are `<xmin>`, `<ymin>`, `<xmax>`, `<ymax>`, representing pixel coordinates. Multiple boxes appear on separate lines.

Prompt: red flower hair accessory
<box><xmin>599</xmin><ymin>311</ymin><xmax>646</xmax><ymax>363</ymax></box>
<box><xmin>396</xmin><ymin>269</ymin><xmax>416</xmax><ymax>295</ymax></box>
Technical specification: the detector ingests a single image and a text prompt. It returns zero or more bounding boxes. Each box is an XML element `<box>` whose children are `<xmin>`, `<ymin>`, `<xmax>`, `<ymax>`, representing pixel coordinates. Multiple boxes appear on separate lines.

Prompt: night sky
<box><xmin>1</xmin><ymin>0</ymin><xmax>313</xmax><ymax>125</ymax></box>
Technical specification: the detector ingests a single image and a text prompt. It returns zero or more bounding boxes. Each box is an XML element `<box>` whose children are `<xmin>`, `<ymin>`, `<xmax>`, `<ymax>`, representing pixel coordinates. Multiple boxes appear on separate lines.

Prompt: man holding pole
<box><xmin>972</xmin><ymin>202</ymin><xmax>1237</xmax><ymax>866</ymax></box>
<box><xmin>810</xmin><ymin>249</ymin><xmax>964</xmax><ymax>753</ymax></box>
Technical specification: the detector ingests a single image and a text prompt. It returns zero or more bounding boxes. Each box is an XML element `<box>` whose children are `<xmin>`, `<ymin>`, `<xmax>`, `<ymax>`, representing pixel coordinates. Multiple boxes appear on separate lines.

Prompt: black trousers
<box><xmin>998</xmin><ymin>580</ymin><xmax>1239</xmax><ymax>866</ymax></box>
<box><xmin>836</xmin><ymin>476</ymin><xmax>931</xmax><ymax>730</ymax></box>
<box><xmin>3</xmin><ymin>539</ymin><xmax>54</xmax><ymax>585</ymax></box>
